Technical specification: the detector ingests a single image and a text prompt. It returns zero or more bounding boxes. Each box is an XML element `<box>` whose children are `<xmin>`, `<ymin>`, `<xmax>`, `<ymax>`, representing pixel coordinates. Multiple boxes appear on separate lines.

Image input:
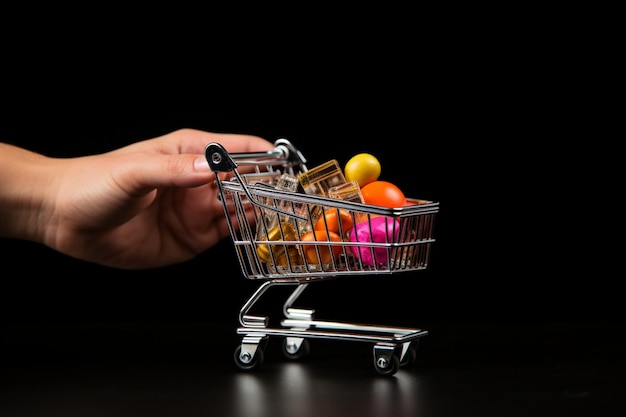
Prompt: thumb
<box><xmin>123</xmin><ymin>153</ymin><xmax>213</xmax><ymax>190</ymax></box>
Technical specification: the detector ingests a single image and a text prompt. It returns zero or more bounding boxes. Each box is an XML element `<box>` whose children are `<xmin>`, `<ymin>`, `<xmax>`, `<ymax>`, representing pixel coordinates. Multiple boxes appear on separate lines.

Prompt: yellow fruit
<box><xmin>344</xmin><ymin>153</ymin><xmax>381</xmax><ymax>188</ymax></box>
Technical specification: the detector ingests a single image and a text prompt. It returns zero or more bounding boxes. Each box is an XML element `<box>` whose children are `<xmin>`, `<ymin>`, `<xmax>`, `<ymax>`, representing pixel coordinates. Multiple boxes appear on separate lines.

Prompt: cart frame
<box><xmin>205</xmin><ymin>138</ymin><xmax>438</xmax><ymax>376</ymax></box>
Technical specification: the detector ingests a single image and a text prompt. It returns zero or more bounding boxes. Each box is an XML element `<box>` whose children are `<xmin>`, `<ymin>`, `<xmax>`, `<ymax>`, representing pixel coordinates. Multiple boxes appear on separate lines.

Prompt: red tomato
<box><xmin>314</xmin><ymin>209</ymin><xmax>355</xmax><ymax>235</ymax></box>
<box><xmin>360</xmin><ymin>180</ymin><xmax>406</xmax><ymax>208</ymax></box>
<box><xmin>300</xmin><ymin>230</ymin><xmax>342</xmax><ymax>264</ymax></box>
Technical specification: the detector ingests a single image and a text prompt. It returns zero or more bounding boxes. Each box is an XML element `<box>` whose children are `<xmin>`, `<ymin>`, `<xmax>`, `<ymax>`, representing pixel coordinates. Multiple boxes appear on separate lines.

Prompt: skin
<box><xmin>0</xmin><ymin>128</ymin><xmax>275</xmax><ymax>269</ymax></box>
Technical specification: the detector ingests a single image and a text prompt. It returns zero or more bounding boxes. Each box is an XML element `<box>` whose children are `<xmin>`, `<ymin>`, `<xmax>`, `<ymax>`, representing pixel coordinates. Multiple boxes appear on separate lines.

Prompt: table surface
<box><xmin>1</xmin><ymin>319</ymin><xmax>624</xmax><ymax>417</ymax></box>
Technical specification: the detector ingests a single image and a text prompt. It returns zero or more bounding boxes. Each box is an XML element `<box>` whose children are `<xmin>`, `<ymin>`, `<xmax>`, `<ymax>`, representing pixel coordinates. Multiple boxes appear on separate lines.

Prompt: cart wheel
<box><xmin>282</xmin><ymin>337</ymin><xmax>310</xmax><ymax>360</ymax></box>
<box><xmin>234</xmin><ymin>345</ymin><xmax>264</xmax><ymax>371</ymax></box>
<box><xmin>399</xmin><ymin>341</ymin><xmax>418</xmax><ymax>367</ymax></box>
<box><xmin>374</xmin><ymin>353</ymin><xmax>400</xmax><ymax>376</ymax></box>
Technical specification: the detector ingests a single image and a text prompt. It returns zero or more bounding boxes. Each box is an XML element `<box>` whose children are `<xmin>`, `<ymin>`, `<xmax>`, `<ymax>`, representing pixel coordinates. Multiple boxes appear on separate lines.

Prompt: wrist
<box><xmin>0</xmin><ymin>143</ymin><xmax>58</xmax><ymax>243</ymax></box>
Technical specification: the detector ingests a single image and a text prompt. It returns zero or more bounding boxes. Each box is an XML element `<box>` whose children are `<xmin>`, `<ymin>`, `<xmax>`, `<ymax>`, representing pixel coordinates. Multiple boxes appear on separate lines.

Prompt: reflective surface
<box><xmin>1</xmin><ymin>320</ymin><xmax>624</xmax><ymax>417</ymax></box>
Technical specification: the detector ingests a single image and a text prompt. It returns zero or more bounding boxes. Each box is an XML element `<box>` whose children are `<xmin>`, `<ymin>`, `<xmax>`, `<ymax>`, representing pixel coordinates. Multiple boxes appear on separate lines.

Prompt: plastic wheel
<box><xmin>282</xmin><ymin>337</ymin><xmax>310</xmax><ymax>360</ymax></box>
<box><xmin>374</xmin><ymin>353</ymin><xmax>400</xmax><ymax>376</ymax></box>
<box><xmin>234</xmin><ymin>345</ymin><xmax>264</xmax><ymax>371</ymax></box>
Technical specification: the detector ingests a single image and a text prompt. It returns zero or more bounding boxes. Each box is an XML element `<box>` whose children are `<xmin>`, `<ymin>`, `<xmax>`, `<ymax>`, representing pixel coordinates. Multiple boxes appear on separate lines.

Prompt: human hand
<box><xmin>1</xmin><ymin>129</ymin><xmax>275</xmax><ymax>269</ymax></box>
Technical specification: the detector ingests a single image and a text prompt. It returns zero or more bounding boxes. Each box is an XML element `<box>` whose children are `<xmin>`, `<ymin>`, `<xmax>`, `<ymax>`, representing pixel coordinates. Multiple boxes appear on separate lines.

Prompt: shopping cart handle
<box><xmin>205</xmin><ymin>143</ymin><xmax>239</xmax><ymax>172</ymax></box>
<box><xmin>205</xmin><ymin>139</ymin><xmax>307</xmax><ymax>173</ymax></box>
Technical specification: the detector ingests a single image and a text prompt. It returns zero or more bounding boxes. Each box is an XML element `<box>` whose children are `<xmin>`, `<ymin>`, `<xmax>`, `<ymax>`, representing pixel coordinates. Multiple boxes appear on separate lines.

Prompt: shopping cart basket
<box><xmin>205</xmin><ymin>138</ymin><xmax>439</xmax><ymax>376</ymax></box>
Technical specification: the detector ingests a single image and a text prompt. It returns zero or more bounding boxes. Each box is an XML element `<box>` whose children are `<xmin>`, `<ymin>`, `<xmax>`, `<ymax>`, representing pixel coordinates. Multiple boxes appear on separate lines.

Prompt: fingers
<box><xmin>113</xmin><ymin>153</ymin><xmax>213</xmax><ymax>192</ymax></box>
<box><xmin>212</xmin><ymin>133</ymin><xmax>276</xmax><ymax>154</ymax></box>
<box><xmin>113</xmin><ymin>128</ymin><xmax>277</xmax><ymax>192</ymax></box>
<box><xmin>161</xmin><ymin>129</ymin><xmax>275</xmax><ymax>155</ymax></box>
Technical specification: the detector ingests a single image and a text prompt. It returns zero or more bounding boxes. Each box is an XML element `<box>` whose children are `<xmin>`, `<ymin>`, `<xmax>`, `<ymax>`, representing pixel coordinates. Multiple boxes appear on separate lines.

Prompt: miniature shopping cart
<box><xmin>205</xmin><ymin>138</ymin><xmax>439</xmax><ymax>376</ymax></box>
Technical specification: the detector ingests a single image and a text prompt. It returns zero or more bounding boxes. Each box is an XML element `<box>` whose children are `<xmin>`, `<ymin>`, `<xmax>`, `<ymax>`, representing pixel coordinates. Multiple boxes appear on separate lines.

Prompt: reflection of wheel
<box><xmin>282</xmin><ymin>337</ymin><xmax>310</xmax><ymax>360</ymax></box>
<box><xmin>374</xmin><ymin>353</ymin><xmax>399</xmax><ymax>376</ymax></box>
<box><xmin>399</xmin><ymin>341</ymin><xmax>418</xmax><ymax>367</ymax></box>
<box><xmin>234</xmin><ymin>345</ymin><xmax>264</xmax><ymax>371</ymax></box>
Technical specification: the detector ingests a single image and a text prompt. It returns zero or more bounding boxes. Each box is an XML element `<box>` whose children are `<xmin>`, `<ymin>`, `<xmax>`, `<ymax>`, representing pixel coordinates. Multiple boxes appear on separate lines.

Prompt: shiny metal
<box><xmin>205</xmin><ymin>138</ymin><xmax>439</xmax><ymax>376</ymax></box>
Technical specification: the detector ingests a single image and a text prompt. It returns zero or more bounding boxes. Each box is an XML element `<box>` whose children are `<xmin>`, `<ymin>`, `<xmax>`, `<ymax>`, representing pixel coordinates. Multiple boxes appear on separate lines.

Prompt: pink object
<box><xmin>348</xmin><ymin>217</ymin><xmax>400</xmax><ymax>266</ymax></box>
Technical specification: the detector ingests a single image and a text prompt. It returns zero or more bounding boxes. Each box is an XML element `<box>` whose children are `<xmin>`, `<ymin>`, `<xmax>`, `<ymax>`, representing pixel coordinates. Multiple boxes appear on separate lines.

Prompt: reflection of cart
<box><xmin>205</xmin><ymin>139</ymin><xmax>439</xmax><ymax>376</ymax></box>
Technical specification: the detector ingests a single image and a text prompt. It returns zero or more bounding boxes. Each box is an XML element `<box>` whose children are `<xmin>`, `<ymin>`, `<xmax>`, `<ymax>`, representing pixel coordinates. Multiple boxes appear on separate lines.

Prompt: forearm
<box><xmin>0</xmin><ymin>142</ymin><xmax>56</xmax><ymax>243</ymax></box>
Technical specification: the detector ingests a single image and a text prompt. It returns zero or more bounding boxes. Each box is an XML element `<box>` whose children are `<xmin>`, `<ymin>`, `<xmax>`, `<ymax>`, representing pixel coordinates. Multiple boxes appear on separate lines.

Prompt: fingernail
<box><xmin>194</xmin><ymin>156</ymin><xmax>210</xmax><ymax>172</ymax></box>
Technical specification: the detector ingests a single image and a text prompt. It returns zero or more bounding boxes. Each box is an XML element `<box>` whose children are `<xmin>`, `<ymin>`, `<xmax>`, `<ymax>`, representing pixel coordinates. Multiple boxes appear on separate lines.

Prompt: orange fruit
<box><xmin>360</xmin><ymin>180</ymin><xmax>406</xmax><ymax>208</ymax></box>
<box><xmin>314</xmin><ymin>209</ymin><xmax>355</xmax><ymax>235</ymax></box>
<box><xmin>300</xmin><ymin>230</ymin><xmax>342</xmax><ymax>264</ymax></box>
